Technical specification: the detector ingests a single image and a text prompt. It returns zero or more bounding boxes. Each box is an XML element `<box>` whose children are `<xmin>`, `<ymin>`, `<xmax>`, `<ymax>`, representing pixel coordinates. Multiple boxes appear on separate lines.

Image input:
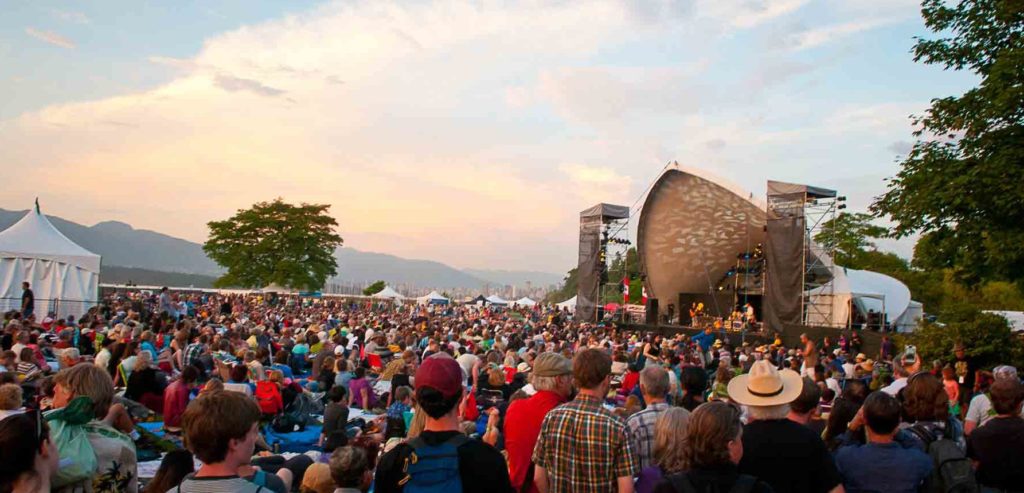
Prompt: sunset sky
<box><xmin>0</xmin><ymin>0</ymin><xmax>975</xmax><ymax>273</ymax></box>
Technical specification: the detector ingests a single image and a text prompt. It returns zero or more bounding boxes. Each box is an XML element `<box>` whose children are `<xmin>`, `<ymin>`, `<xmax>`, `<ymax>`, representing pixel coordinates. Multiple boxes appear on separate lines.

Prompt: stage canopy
<box><xmin>371</xmin><ymin>285</ymin><xmax>405</xmax><ymax>300</ymax></box>
<box><xmin>806</xmin><ymin>268</ymin><xmax>923</xmax><ymax>332</ymax></box>
<box><xmin>514</xmin><ymin>297</ymin><xmax>536</xmax><ymax>307</ymax></box>
<box><xmin>985</xmin><ymin>311</ymin><xmax>1024</xmax><ymax>332</ymax></box>
<box><xmin>0</xmin><ymin>205</ymin><xmax>101</xmax><ymax>319</ymax></box>
<box><xmin>417</xmin><ymin>291</ymin><xmax>449</xmax><ymax>305</ymax></box>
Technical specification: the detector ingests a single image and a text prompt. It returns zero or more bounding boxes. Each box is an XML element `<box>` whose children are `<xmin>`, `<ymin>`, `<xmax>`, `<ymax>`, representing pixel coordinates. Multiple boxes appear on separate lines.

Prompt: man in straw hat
<box><xmin>730</xmin><ymin>360</ymin><xmax>843</xmax><ymax>493</ymax></box>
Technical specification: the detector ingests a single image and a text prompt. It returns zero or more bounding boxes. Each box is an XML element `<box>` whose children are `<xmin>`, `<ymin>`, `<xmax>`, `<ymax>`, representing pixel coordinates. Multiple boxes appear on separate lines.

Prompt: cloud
<box><xmin>25</xmin><ymin>27</ymin><xmax>75</xmax><ymax>49</ymax></box>
<box><xmin>50</xmin><ymin>9</ymin><xmax>91</xmax><ymax>24</ymax></box>
<box><xmin>0</xmin><ymin>0</ymin><xmax>932</xmax><ymax>271</ymax></box>
<box><xmin>786</xmin><ymin>18</ymin><xmax>894</xmax><ymax>51</ymax></box>
<box><xmin>212</xmin><ymin>75</ymin><xmax>286</xmax><ymax>97</ymax></box>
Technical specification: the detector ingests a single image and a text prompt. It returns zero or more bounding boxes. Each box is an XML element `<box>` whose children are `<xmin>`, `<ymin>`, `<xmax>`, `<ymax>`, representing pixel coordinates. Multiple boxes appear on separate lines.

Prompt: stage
<box><xmin>620</xmin><ymin>323</ymin><xmax>884</xmax><ymax>355</ymax></box>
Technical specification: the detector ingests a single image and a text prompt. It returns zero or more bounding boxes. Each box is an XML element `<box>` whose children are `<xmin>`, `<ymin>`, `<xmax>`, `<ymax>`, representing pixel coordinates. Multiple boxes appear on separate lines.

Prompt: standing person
<box><xmin>834</xmin><ymin>392</ymin><xmax>932</xmax><ymax>492</ymax></box>
<box><xmin>532</xmin><ymin>349</ymin><xmax>639</xmax><ymax>493</ymax></box>
<box><xmin>654</xmin><ymin>402</ymin><xmax>774</xmax><ymax>493</ymax></box>
<box><xmin>374</xmin><ymin>356</ymin><xmax>513</xmax><ymax>493</ymax></box>
<box><xmin>175</xmin><ymin>390</ymin><xmax>264</xmax><ymax>492</ymax></box>
<box><xmin>800</xmin><ymin>333</ymin><xmax>818</xmax><ymax>379</ymax></box>
<box><xmin>504</xmin><ymin>352</ymin><xmax>574</xmax><ymax>493</ymax></box>
<box><xmin>627</xmin><ymin>366</ymin><xmax>678</xmax><ymax>470</ymax></box>
<box><xmin>967</xmin><ymin>377</ymin><xmax>1024</xmax><ymax>490</ymax></box>
<box><xmin>634</xmin><ymin>408</ymin><xmax>690</xmax><ymax>493</ymax></box>
<box><xmin>729</xmin><ymin>360</ymin><xmax>843</xmax><ymax>493</ymax></box>
<box><xmin>952</xmin><ymin>343</ymin><xmax>976</xmax><ymax>414</ymax></box>
<box><xmin>20</xmin><ymin>282</ymin><xmax>34</xmax><ymax>319</ymax></box>
<box><xmin>965</xmin><ymin>365</ymin><xmax>1021</xmax><ymax>435</ymax></box>
<box><xmin>691</xmin><ymin>329</ymin><xmax>714</xmax><ymax>367</ymax></box>
<box><xmin>158</xmin><ymin>287</ymin><xmax>177</xmax><ymax>320</ymax></box>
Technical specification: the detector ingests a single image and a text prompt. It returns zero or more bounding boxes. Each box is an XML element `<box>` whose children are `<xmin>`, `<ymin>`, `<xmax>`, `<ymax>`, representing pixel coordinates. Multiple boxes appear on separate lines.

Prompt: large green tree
<box><xmin>362</xmin><ymin>280</ymin><xmax>386</xmax><ymax>296</ymax></box>
<box><xmin>871</xmin><ymin>0</ymin><xmax>1024</xmax><ymax>287</ymax></box>
<box><xmin>814</xmin><ymin>212</ymin><xmax>888</xmax><ymax>268</ymax></box>
<box><xmin>204</xmin><ymin>199</ymin><xmax>343</xmax><ymax>290</ymax></box>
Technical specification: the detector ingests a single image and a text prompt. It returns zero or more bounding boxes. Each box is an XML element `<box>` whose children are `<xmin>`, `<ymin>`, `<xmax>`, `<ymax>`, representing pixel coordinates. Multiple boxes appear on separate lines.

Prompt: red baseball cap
<box><xmin>415</xmin><ymin>356</ymin><xmax>463</xmax><ymax>398</ymax></box>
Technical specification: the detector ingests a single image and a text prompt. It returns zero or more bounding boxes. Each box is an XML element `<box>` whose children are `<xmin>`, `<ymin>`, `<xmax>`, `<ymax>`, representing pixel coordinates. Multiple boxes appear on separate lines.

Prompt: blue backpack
<box><xmin>402</xmin><ymin>434</ymin><xmax>468</xmax><ymax>493</ymax></box>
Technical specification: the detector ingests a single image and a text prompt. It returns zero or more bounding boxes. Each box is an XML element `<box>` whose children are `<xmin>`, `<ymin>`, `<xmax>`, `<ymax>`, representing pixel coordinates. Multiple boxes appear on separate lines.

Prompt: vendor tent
<box><xmin>371</xmin><ymin>285</ymin><xmax>405</xmax><ymax>300</ymax></box>
<box><xmin>0</xmin><ymin>204</ymin><xmax>101</xmax><ymax>319</ymax></box>
<box><xmin>485</xmin><ymin>295</ymin><xmax>509</xmax><ymax>305</ymax></box>
<box><xmin>514</xmin><ymin>297</ymin><xmax>537</xmax><ymax>307</ymax></box>
<box><xmin>556</xmin><ymin>295</ymin><xmax>577</xmax><ymax>312</ymax></box>
<box><xmin>469</xmin><ymin>294</ymin><xmax>488</xmax><ymax>305</ymax></box>
<box><xmin>985</xmin><ymin>311</ymin><xmax>1024</xmax><ymax>333</ymax></box>
<box><xmin>806</xmin><ymin>268</ymin><xmax>923</xmax><ymax>331</ymax></box>
<box><xmin>417</xmin><ymin>291</ymin><xmax>449</xmax><ymax>305</ymax></box>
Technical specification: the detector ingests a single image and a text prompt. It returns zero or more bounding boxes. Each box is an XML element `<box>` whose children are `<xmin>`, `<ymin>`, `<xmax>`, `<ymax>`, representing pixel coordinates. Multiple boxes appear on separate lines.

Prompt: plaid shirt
<box><xmin>533</xmin><ymin>393</ymin><xmax>639</xmax><ymax>493</ymax></box>
<box><xmin>183</xmin><ymin>342</ymin><xmax>205</xmax><ymax>369</ymax></box>
<box><xmin>625</xmin><ymin>401</ymin><xmax>671</xmax><ymax>470</ymax></box>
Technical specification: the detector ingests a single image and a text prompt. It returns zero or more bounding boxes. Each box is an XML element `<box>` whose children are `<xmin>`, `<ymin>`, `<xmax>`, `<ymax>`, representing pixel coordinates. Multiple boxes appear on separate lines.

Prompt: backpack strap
<box><xmin>907</xmin><ymin>424</ymin><xmax>935</xmax><ymax>447</ymax></box>
<box><xmin>668</xmin><ymin>472</ymin><xmax>699</xmax><ymax>493</ymax></box>
<box><xmin>730</xmin><ymin>474</ymin><xmax>758</xmax><ymax>493</ymax></box>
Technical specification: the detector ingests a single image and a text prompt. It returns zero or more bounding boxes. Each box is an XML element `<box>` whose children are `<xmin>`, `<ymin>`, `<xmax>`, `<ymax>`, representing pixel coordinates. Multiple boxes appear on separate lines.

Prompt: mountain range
<box><xmin>0</xmin><ymin>208</ymin><xmax>562</xmax><ymax>290</ymax></box>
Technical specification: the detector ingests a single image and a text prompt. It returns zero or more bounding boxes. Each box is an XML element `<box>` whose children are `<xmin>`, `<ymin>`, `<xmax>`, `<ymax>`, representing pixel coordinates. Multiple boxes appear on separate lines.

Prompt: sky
<box><xmin>0</xmin><ymin>0</ymin><xmax>977</xmax><ymax>273</ymax></box>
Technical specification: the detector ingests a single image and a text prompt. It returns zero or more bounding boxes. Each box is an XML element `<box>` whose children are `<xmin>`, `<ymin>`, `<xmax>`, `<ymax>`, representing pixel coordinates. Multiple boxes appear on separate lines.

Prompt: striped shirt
<box><xmin>532</xmin><ymin>393</ymin><xmax>639</xmax><ymax>493</ymax></box>
<box><xmin>626</xmin><ymin>401</ymin><xmax>674</xmax><ymax>470</ymax></box>
<box><xmin>170</xmin><ymin>475</ymin><xmax>262</xmax><ymax>492</ymax></box>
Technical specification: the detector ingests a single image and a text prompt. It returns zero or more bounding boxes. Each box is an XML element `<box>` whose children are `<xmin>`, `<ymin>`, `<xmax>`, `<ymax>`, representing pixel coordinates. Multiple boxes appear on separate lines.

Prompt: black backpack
<box><xmin>667</xmin><ymin>472</ymin><xmax>757</xmax><ymax>493</ymax></box>
<box><xmin>906</xmin><ymin>424</ymin><xmax>978</xmax><ymax>493</ymax></box>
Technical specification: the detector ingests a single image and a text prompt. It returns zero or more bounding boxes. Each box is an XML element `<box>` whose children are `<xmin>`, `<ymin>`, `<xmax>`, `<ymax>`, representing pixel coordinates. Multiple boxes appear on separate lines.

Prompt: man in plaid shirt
<box><xmin>183</xmin><ymin>334</ymin><xmax>208</xmax><ymax>374</ymax></box>
<box><xmin>626</xmin><ymin>366</ymin><xmax>678</xmax><ymax>470</ymax></box>
<box><xmin>533</xmin><ymin>349</ymin><xmax>639</xmax><ymax>493</ymax></box>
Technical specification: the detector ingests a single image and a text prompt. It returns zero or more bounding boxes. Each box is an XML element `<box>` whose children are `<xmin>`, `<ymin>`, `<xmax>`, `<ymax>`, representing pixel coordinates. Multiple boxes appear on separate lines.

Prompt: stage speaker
<box><xmin>646</xmin><ymin>298</ymin><xmax>659</xmax><ymax>325</ymax></box>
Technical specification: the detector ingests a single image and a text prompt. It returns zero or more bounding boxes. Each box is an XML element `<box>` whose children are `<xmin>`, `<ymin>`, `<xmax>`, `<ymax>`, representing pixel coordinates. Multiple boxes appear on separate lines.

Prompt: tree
<box><xmin>545</xmin><ymin>267</ymin><xmax>578</xmax><ymax>303</ymax></box>
<box><xmin>363</xmin><ymin>280</ymin><xmax>387</xmax><ymax>296</ymax></box>
<box><xmin>814</xmin><ymin>212</ymin><xmax>888</xmax><ymax>268</ymax></box>
<box><xmin>204</xmin><ymin>199</ymin><xmax>343</xmax><ymax>290</ymax></box>
<box><xmin>871</xmin><ymin>0</ymin><xmax>1024</xmax><ymax>286</ymax></box>
<box><xmin>900</xmin><ymin>304</ymin><xmax>1024</xmax><ymax>371</ymax></box>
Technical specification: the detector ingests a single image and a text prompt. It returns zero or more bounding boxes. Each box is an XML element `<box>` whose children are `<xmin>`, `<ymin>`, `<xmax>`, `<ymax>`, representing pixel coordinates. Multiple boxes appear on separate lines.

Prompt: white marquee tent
<box><xmin>372</xmin><ymin>285</ymin><xmax>406</xmax><ymax>300</ymax></box>
<box><xmin>485</xmin><ymin>295</ymin><xmax>509</xmax><ymax>306</ymax></box>
<box><xmin>515</xmin><ymin>297</ymin><xmax>537</xmax><ymax>307</ymax></box>
<box><xmin>806</xmin><ymin>268</ymin><xmax>923</xmax><ymax>332</ymax></box>
<box><xmin>0</xmin><ymin>205</ymin><xmax>101</xmax><ymax>319</ymax></box>
<box><xmin>556</xmin><ymin>295</ymin><xmax>577</xmax><ymax>312</ymax></box>
<box><xmin>417</xmin><ymin>291</ymin><xmax>449</xmax><ymax>305</ymax></box>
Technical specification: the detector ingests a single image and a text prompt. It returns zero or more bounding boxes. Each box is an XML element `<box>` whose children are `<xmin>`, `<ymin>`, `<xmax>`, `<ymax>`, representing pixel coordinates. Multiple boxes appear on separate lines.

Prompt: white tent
<box><xmin>806</xmin><ymin>268</ymin><xmax>923</xmax><ymax>331</ymax></box>
<box><xmin>556</xmin><ymin>295</ymin><xmax>577</xmax><ymax>312</ymax></box>
<box><xmin>485</xmin><ymin>295</ymin><xmax>508</xmax><ymax>305</ymax></box>
<box><xmin>372</xmin><ymin>285</ymin><xmax>406</xmax><ymax>300</ymax></box>
<box><xmin>515</xmin><ymin>297</ymin><xmax>537</xmax><ymax>307</ymax></box>
<box><xmin>985</xmin><ymin>311</ymin><xmax>1024</xmax><ymax>333</ymax></box>
<box><xmin>417</xmin><ymin>291</ymin><xmax>449</xmax><ymax>305</ymax></box>
<box><xmin>260</xmin><ymin>282</ymin><xmax>294</xmax><ymax>294</ymax></box>
<box><xmin>0</xmin><ymin>205</ymin><xmax>101</xmax><ymax>319</ymax></box>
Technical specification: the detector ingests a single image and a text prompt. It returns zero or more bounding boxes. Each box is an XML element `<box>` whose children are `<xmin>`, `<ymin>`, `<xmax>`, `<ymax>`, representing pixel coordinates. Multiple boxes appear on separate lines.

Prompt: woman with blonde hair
<box><xmin>655</xmin><ymin>402</ymin><xmax>773</xmax><ymax>493</ymax></box>
<box><xmin>636</xmin><ymin>407</ymin><xmax>691</xmax><ymax>493</ymax></box>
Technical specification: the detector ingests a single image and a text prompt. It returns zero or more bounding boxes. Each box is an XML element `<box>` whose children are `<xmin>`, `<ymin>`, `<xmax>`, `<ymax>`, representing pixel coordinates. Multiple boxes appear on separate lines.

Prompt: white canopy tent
<box><xmin>260</xmin><ymin>282</ymin><xmax>294</xmax><ymax>294</ymax></box>
<box><xmin>372</xmin><ymin>285</ymin><xmax>406</xmax><ymax>300</ymax></box>
<box><xmin>485</xmin><ymin>295</ymin><xmax>508</xmax><ymax>306</ymax></box>
<box><xmin>0</xmin><ymin>205</ymin><xmax>101</xmax><ymax>320</ymax></box>
<box><xmin>515</xmin><ymin>297</ymin><xmax>537</xmax><ymax>307</ymax></box>
<box><xmin>416</xmin><ymin>291</ymin><xmax>449</xmax><ymax>305</ymax></box>
<box><xmin>556</xmin><ymin>295</ymin><xmax>577</xmax><ymax>312</ymax></box>
<box><xmin>985</xmin><ymin>311</ymin><xmax>1024</xmax><ymax>333</ymax></box>
<box><xmin>806</xmin><ymin>268</ymin><xmax>923</xmax><ymax>332</ymax></box>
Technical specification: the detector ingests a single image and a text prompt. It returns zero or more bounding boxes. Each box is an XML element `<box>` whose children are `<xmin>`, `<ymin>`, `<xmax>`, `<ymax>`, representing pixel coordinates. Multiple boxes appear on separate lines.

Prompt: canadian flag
<box><xmin>623</xmin><ymin>277</ymin><xmax>630</xmax><ymax>304</ymax></box>
<box><xmin>641</xmin><ymin>286</ymin><xmax>648</xmax><ymax>305</ymax></box>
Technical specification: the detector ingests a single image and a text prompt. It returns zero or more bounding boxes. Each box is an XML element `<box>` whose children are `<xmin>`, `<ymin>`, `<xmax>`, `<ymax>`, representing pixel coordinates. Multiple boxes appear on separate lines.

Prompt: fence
<box><xmin>0</xmin><ymin>297</ymin><xmax>98</xmax><ymax>321</ymax></box>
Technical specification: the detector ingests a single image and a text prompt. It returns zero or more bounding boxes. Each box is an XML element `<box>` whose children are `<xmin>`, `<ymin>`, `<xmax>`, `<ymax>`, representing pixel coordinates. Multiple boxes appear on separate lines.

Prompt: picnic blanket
<box><xmin>264</xmin><ymin>423</ymin><xmax>323</xmax><ymax>453</ymax></box>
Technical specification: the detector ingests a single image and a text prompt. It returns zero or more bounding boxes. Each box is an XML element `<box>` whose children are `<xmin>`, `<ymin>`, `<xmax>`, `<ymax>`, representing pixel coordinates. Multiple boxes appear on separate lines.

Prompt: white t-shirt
<box><xmin>882</xmin><ymin>378</ymin><xmax>908</xmax><ymax>396</ymax></box>
<box><xmin>842</xmin><ymin>362</ymin><xmax>856</xmax><ymax>378</ymax></box>
<box><xmin>963</xmin><ymin>393</ymin><xmax>1024</xmax><ymax>428</ymax></box>
<box><xmin>826</xmin><ymin>377</ymin><xmax>842</xmax><ymax>396</ymax></box>
<box><xmin>456</xmin><ymin>353</ymin><xmax>479</xmax><ymax>376</ymax></box>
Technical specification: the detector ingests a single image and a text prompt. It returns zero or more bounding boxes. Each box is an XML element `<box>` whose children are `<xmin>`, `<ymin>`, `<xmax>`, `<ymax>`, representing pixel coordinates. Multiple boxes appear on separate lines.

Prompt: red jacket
<box><xmin>503</xmin><ymin>390</ymin><xmax>566</xmax><ymax>493</ymax></box>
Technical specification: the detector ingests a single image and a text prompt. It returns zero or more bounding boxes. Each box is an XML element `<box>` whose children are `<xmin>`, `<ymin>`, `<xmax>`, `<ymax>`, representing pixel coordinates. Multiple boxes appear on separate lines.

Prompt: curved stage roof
<box><xmin>637</xmin><ymin>165</ymin><xmax>766</xmax><ymax>312</ymax></box>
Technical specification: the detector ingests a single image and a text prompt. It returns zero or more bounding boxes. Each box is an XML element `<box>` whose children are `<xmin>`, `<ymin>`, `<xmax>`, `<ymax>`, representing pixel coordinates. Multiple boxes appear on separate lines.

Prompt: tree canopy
<box><xmin>363</xmin><ymin>280</ymin><xmax>387</xmax><ymax>296</ymax></box>
<box><xmin>814</xmin><ymin>212</ymin><xmax>888</xmax><ymax>268</ymax></box>
<box><xmin>871</xmin><ymin>0</ymin><xmax>1024</xmax><ymax>287</ymax></box>
<box><xmin>203</xmin><ymin>199</ymin><xmax>343</xmax><ymax>291</ymax></box>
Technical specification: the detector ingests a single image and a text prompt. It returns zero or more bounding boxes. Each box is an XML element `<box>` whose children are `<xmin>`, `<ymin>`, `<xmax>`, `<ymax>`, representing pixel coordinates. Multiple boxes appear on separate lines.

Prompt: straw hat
<box><xmin>727</xmin><ymin>360</ymin><xmax>803</xmax><ymax>407</ymax></box>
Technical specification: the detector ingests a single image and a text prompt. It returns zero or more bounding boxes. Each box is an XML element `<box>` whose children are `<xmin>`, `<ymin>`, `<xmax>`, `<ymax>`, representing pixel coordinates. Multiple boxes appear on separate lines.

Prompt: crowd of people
<box><xmin>0</xmin><ymin>286</ymin><xmax>1021</xmax><ymax>493</ymax></box>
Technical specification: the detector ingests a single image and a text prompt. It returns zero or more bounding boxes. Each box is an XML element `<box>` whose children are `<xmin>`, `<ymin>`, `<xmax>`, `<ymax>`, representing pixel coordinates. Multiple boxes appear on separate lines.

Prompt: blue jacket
<box><xmin>692</xmin><ymin>332</ymin><xmax>715</xmax><ymax>351</ymax></box>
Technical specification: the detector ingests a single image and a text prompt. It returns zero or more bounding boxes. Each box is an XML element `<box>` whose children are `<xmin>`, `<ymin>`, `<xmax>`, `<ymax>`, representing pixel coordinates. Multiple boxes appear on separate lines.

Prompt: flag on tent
<box><xmin>622</xmin><ymin>276</ymin><xmax>630</xmax><ymax>304</ymax></box>
<box><xmin>641</xmin><ymin>286</ymin><xmax>648</xmax><ymax>305</ymax></box>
